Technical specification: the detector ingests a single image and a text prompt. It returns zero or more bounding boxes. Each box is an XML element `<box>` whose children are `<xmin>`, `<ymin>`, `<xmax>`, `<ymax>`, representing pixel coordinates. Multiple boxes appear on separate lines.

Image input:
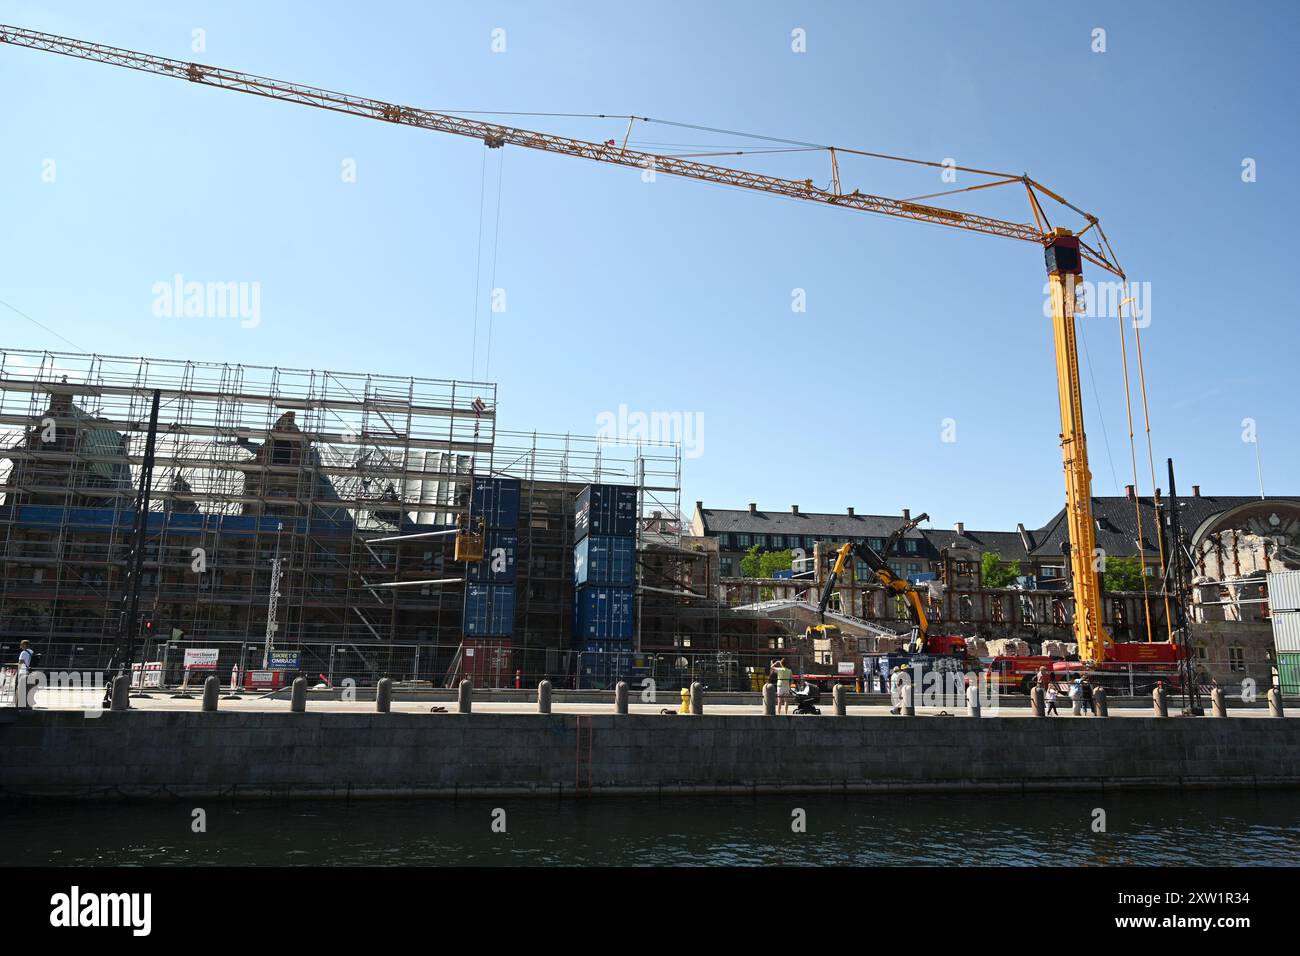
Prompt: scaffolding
<box><xmin>0</xmin><ymin>348</ymin><xmax>495</xmax><ymax>674</ymax></box>
<box><xmin>0</xmin><ymin>348</ymin><xmax>722</xmax><ymax>683</ymax></box>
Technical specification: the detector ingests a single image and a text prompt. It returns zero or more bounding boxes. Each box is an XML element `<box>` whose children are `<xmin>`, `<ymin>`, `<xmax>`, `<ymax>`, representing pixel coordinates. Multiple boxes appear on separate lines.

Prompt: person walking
<box><xmin>1069</xmin><ymin>675</ymin><xmax>1084</xmax><ymax>716</ymax></box>
<box><xmin>1081</xmin><ymin>677</ymin><xmax>1095</xmax><ymax>717</ymax></box>
<box><xmin>16</xmin><ymin>640</ymin><xmax>35</xmax><ymax>710</ymax></box>
<box><xmin>1045</xmin><ymin>683</ymin><xmax>1059</xmax><ymax>716</ymax></box>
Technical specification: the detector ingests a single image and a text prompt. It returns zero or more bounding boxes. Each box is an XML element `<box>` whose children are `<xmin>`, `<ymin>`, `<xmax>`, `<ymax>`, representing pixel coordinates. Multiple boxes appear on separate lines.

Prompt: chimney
<box><xmin>1124</xmin><ymin>484</ymin><xmax>1135</xmax><ymax>500</ymax></box>
<box><xmin>748</xmin><ymin>502</ymin><xmax>757</xmax><ymax>515</ymax></box>
<box><xmin>847</xmin><ymin>507</ymin><xmax>855</xmax><ymax>517</ymax></box>
<box><xmin>791</xmin><ymin>505</ymin><xmax>800</xmax><ymax>515</ymax></box>
<box><xmin>902</xmin><ymin>508</ymin><xmax>911</xmax><ymax>522</ymax></box>
<box><xmin>1192</xmin><ymin>485</ymin><xmax>1201</xmax><ymax>498</ymax></box>
<box><xmin>695</xmin><ymin>500</ymin><xmax>703</xmax><ymax>512</ymax></box>
<box><xmin>955</xmin><ymin>522</ymin><xmax>965</xmax><ymax>535</ymax></box>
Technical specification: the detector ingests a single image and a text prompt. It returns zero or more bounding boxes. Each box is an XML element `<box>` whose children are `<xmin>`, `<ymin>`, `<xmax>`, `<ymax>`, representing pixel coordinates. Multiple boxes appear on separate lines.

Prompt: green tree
<box><xmin>981</xmin><ymin>551</ymin><xmax>1021</xmax><ymax>588</ymax></box>
<box><xmin>1102</xmin><ymin>554</ymin><xmax>1146</xmax><ymax>591</ymax></box>
<box><xmin>740</xmin><ymin>547</ymin><xmax>795</xmax><ymax>579</ymax></box>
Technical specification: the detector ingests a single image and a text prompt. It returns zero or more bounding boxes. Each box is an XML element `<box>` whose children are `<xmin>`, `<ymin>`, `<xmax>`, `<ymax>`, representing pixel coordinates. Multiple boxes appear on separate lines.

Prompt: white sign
<box><xmin>837</xmin><ymin>662</ymin><xmax>857</xmax><ymax>675</ymax></box>
<box><xmin>182</xmin><ymin>648</ymin><xmax>220</xmax><ymax>671</ymax></box>
<box><xmin>130</xmin><ymin>662</ymin><xmax>163</xmax><ymax>688</ymax></box>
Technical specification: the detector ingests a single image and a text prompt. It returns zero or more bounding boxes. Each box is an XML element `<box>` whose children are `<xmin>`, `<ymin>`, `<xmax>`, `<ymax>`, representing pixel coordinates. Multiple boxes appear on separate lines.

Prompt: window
<box><xmin>752</xmin><ymin>535</ymin><xmax>767</xmax><ymax>549</ymax></box>
<box><xmin>907</xmin><ymin>563</ymin><xmax>921</xmax><ymax>575</ymax></box>
<box><xmin>1229</xmin><ymin>645</ymin><xmax>1246</xmax><ymax>673</ymax></box>
<box><xmin>904</xmin><ymin>539</ymin><xmax>918</xmax><ymax>553</ymax></box>
<box><xmin>1193</xmin><ymin>642</ymin><xmax>1208</xmax><ymax>662</ymax></box>
<box><xmin>772</xmin><ymin>535</ymin><xmax>784</xmax><ymax>548</ymax></box>
<box><xmin>1042</xmin><ymin>566</ymin><xmax>1063</xmax><ymax>579</ymax></box>
<box><xmin>720</xmin><ymin>557</ymin><xmax>735</xmax><ymax>577</ymax></box>
<box><xmin>737</xmin><ymin>534</ymin><xmax>750</xmax><ymax>547</ymax></box>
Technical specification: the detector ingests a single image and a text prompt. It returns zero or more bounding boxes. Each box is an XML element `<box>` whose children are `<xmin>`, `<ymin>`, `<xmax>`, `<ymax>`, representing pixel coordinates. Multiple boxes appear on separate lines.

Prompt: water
<box><xmin>2</xmin><ymin>791</ymin><xmax>1296</xmax><ymax>866</ymax></box>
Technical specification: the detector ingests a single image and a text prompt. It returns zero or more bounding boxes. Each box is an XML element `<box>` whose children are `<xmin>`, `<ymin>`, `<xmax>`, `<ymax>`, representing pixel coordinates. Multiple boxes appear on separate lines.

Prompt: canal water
<box><xmin>2</xmin><ymin>791</ymin><xmax>1296</xmax><ymax>866</ymax></box>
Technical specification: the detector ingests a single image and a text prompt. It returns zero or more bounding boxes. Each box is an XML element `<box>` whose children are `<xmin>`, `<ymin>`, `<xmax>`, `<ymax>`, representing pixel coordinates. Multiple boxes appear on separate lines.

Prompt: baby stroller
<box><xmin>792</xmin><ymin>680</ymin><xmax>821</xmax><ymax>715</ymax></box>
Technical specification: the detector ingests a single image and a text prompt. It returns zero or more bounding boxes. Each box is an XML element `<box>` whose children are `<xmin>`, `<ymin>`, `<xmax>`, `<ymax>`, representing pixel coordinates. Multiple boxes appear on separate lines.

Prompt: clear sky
<box><xmin>2</xmin><ymin>0</ymin><xmax>1296</xmax><ymax>531</ymax></box>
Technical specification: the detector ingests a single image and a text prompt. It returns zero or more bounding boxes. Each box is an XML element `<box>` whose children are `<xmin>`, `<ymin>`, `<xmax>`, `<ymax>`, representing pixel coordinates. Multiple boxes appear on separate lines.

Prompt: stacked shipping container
<box><xmin>573</xmin><ymin>484</ymin><xmax>637</xmax><ymax>687</ymax></box>
<box><xmin>462</xmin><ymin>477</ymin><xmax>521</xmax><ymax>685</ymax></box>
<box><xmin>1269</xmin><ymin>570</ymin><xmax>1300</xmax><ymax>697</ymax></box>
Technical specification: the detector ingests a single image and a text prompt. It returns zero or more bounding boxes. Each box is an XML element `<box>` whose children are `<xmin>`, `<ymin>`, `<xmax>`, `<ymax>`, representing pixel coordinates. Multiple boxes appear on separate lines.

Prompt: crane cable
<box><xmin>1131</xmin><ymin>286</ymin><xmax>1175</xmax><ymax>643</ymax></box>
<box><xmin>484</xmin><ymin>149</ymin><xmax>506</xmax><ymax>380</ymax></box>
<box><xmin>470</xmin><ymin>148</ymin><xmax>488</xmax><ymax>381</ymax></box>
<box><xmin>1116</xmin><ymin>293</ymin><xmax>1154</xmax><ymax>644</ymax></box>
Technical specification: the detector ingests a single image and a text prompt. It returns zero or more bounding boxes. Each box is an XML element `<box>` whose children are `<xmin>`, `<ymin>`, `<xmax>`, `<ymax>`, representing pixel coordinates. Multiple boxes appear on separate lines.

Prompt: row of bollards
<box><xmin>154</xmin><ymin>675</ymin><xmax>1292</xmax><ymax>719</ymax></box>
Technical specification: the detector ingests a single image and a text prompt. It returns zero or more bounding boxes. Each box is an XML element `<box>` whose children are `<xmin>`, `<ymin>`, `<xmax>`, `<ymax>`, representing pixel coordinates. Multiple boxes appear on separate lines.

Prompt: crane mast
<box><xmin>1045</xmin><ymin>230</ymin><xmax>1113</xmax><ymax>663</ymax></box>
<box><xmin>0</xmin><ymin>23</ymin><xmax>1138</xmax><ymax>663</ymax></box>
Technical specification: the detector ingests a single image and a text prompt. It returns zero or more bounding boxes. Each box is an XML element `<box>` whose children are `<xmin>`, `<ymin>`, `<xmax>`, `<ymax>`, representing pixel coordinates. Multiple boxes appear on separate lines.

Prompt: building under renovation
<box><xmin>1</xmin><ymin>349</ymin><xmax>764</xmax><ymax>686</ymax></box>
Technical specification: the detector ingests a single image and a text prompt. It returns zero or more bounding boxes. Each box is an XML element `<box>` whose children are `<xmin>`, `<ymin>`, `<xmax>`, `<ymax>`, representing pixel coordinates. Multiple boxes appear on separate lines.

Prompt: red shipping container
<box><xmin>462</xmin><ymin>638</ymin><xmax>513</xmax><ymax>688</ymax></box>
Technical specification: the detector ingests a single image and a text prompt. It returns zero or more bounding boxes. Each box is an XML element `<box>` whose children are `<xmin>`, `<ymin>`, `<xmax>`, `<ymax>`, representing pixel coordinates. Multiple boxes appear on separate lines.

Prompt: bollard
<box><xmin>202</xmin><ymin>676</ymin><xmax>219</xmax><ymax>712</ymax></box>
<box><xmin>690</xmin><ymin>681</ymin><xmax>704</xmax><ymax>716</ymax></box>
<box><xmin>679</xmin><ymin>687</ymin><xmax>690</xmax><ymax>714</ymax></box>
<box><xmin>1211</xmin><ymin>686</ymin><xmax>1227</xmax><ymax>717</ymax></box>
<box><xmin>966</xmin><ymin>681</ymin><xmax>981</xmax><ymax>718</ymax></box>
<box><xmin>901</xmin><ymin>679</ymin><xmax>915</xmax><ymax>717</ymax></box>
<box><xmin>833</xmin><ymin>684</ymin><xmax>846</xmax><ymax>716</ymax></box>
<box><xmin>614</xmin><ymin>681</ymin><xmax>629</xmax><ymax>715</ymax></box>
<box><xmin>1030</xmin><ymin>686</ymin><xmax>1045</xmax><ymax>717</ymax></box>
<box><xmin>458</xmin><ymin>679</ymin><xmax>472</xmax><ymax>714</ymax></box>
<box><xmin>110</xmin><ymin>674</ymin><xmax>130</xmax><ymax>712</ymax></box>
<box><xmin>537</xmin><ymin>680</ymin><xmax>552</xmax><ymax>714</ymax></box>
<box><xmin>762</xmin><ymin>683</ymin><xmax>776</xmax><ymax>716</ymax></box>
<box><xmin>1153</xmin><ymin>684</ymin><xmax>1168</xmax><ymax>718</ymax></box>
<box><xmin>376</xmin><ymin>677</ymin><xmax>392</xmax><ymax>713</ymax></box>
<box><xmin>290</xmin><ymin>677</ymin><xmax>307</xmax><ymax>713</ymax></box>
<box><xmin>1093</xmin><ymin>686</ymin><xmax>1109</xmax><ymax>717</ymax></box>
<box><xmin>1269</xmin><ymin>687</ymin><xmax>1285</xmax><ymax>718</ymax></box>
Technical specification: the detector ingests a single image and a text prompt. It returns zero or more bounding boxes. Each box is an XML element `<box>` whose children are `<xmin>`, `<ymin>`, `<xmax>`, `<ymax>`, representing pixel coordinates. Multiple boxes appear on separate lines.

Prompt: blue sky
<box><xmin>2</xmin><ymin>0</ymin><xmax>1296</xmax><ymax>530</ymax></box>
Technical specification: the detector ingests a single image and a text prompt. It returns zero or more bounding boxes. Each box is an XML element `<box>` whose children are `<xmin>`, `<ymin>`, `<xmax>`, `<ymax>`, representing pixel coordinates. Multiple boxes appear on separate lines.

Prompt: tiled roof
<box><xmin>697</xmin><ymin>495</ymin><xmax>1300</xmax><ymax>561</ymax></box>
<box><xmin>698</xmin><ymin>507</ymin><xmax>928</xmax><ymax>542</ymax></box>
<box><xmin>1028</xmin><ymin>495</ymin><xmax>1286</xmax><ymax>558</ymax></box>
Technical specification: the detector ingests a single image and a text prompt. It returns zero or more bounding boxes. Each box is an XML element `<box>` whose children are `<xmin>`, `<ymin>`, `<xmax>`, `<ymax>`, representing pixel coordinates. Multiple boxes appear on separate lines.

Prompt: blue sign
<box><xmin>268</xmin><ymin>651</ymin><xmax>300</xmax><ymax>670</ymax></box>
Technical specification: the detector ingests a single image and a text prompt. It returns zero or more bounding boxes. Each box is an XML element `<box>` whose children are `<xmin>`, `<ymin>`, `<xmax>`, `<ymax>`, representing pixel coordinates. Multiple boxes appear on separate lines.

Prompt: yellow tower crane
<box><xmin>1</xmin><ymin>23</ymin><xmax>1156</xmax><ymax>664</ymax></box>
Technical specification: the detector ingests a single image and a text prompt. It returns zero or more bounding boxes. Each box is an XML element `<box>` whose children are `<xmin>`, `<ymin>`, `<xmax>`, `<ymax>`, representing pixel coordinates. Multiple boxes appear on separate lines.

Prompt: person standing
<box><xmin>772</xmin><ymin>658</ymin><xmax>793</xmax><ymax>715</ymax></box>
<box><xmin>1045</xmin><ymin>683</ymin><xmax>1060</xmax><ymax>716</ymax></box>
<box><xmin>1081</xmin><ymin>677</ymin><xmax>1095</xmax><ymax>717</ymax></box>
<box><xmin>1069</xmin><ymin>675</ymin><xmax>1084</xmax><ymax>716</ymax></box>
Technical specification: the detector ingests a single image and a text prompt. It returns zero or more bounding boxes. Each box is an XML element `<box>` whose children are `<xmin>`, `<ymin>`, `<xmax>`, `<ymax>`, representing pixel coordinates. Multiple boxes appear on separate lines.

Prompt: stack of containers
<box><xmin>462</xmin><ymin>476</ymin><xmax>521</xmax><ymax>686</ymax></box>
<box><xmin>573</xmin><ymin>483</ymin><xmax>637</xmax><ymax>688</ymax></box>
<box><xmin>1269</xmin><ymin>570</ymin><xmax>1300</xmax><ymax>697</ymax></box>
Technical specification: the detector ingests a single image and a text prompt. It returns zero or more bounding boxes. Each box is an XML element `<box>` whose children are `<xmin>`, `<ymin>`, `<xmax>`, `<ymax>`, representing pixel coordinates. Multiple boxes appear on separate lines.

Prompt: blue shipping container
<box><xmin>576</xmin><ymin>643</ymin><xmax>636</xmax><ymax>689</ymax></box>
<box><xmin>574</xmin><ymin>484</ymin><xmax>637</xmax><ymax>540</ymax></box>
<box><xmin>573</xmin><ymin>585</ymin><xmax>635</xmax><ymax>640</ymax></box>
<box><xmin>464</xmin><ymin>584</ymin><xmax>515</xmax><ymax>637</ymax></box>
<box><xmin>573</xmin><ymin>535</ymin><xmax>635</xmax><ymax>587</ymax></box>
<box><xmin>471</xmin><ymin>476</ymin><xmax>520</xmax><ymax>530</ymax></box>
<box><xmin>466</xmin><ymin>530</ymin><xmax>518</xmax><ymax>583</ymax></box>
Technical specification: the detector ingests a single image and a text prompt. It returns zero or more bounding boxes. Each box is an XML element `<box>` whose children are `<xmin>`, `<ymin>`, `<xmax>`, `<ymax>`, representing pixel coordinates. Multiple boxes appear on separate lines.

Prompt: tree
<box><xmin>981</xmin><ymin>551</ymin><xmax>1021</xmax><ymax>588</ymax></box>
<box><xmin>1102</xmin><ymin>554</ymin><xmax>1146</xmax><ymax>591</ymax></box>
<box><xmin>740</xmin><ymin>546</ymin><xmax>795</xmax><ymax>579</ymax></box>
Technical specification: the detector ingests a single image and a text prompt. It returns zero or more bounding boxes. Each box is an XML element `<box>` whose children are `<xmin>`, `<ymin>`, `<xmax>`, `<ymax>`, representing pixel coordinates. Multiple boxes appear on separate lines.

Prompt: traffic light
<box><xmin>140</xmin><ymin>613</ymin><xmax>156</xmax><ymax>637</ymax></box>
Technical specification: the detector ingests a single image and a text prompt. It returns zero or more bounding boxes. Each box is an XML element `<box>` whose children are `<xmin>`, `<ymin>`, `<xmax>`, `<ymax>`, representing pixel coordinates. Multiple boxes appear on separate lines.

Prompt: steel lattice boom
<box><xmin>0</xmin><ymin>23</ymin><xmax>1123</xmax><ymax>277</ymax></box>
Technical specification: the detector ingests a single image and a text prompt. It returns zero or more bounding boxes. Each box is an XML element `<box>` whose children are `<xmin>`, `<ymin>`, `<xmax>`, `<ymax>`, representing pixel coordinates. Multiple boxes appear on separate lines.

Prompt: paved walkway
<box><xmin>22</xmin><ymin>688</ymin><xmax>1290</xmax><ymax>718</ymax></box>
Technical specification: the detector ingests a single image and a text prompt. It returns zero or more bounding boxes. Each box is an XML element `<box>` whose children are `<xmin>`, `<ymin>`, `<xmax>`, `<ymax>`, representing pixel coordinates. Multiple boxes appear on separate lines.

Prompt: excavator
<box><xmin>805</xmin><ymin>512</ymin><xmax>965</xmax><ymax>658</ymax></box>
